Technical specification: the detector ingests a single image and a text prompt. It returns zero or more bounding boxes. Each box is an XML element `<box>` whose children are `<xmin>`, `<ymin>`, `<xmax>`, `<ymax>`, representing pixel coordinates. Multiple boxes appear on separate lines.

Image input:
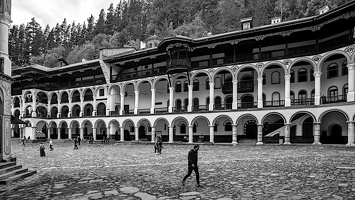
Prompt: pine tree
<box><xmin>95</xmin><ymin>9</ymin><xmax>106</xmax><ymax>35</ymax></box>
<box><xmin>106</xmin><ymin>3</ymin><xmax>116</xmax><ymax>35</ymax></box>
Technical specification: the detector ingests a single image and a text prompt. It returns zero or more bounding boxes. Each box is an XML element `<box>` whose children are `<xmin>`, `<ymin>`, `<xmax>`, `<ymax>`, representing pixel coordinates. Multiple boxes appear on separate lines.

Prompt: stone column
<box><xmin>347</xmin><ymin>63</ymin><xmax>355</xmax><ymax>102</ymax></box>
<box><xmin>57</xmin><ymin>96</ymin><xmax>61</xmax><ymax>118</ymax></box>
<box><xmin>169</xmin><ymin>87</ymin><xmax>174</xmax><ymax>113</ymax></box>
<box><xmin>48</xmin><ymin>128</ymin><xmax>51</xmax><ymax>139</ymax></box>
<box><xmin>120</xmin><ymin>126</ymin><xmax>124</xmax><ymax>141</ymax></box>
<box><xmin>313</xmin><ymin>123</ymin><xmax>322</xmax><ymax>145</ymax></box>
<box><xmin>188</xmin><ymin>125</ymin><xmax>193</xmax><ymax>143</ymax></box>
<box><xmin>106</xmin><ymin>88</ymin><xmax>111</xmax><ymax>116</ymax></box>
<box><xmin>151</xmin><ymin>126</ymin><xmax>155</xmax><ymax>142</ymax></box>
<box><xmin>284</xmin><ymin>123</ymin><xmax>291</xmax><ymax>144</ymax></box>
<box><xmin>314</xmin><ymin>71</ymin><xmax>322</xmax><ymax>105</ymax></box>
<box><xmin>169</xmin><ymin>125</ymin><xmax>174</xmax><ymax>143</ymax></box>
<box><xmin>120</xmin><ymin>93</ymin><xmax>125</xmax><ymax>115</ymax></box>
<box><xmin>92</xmin><ymin>127</ymin><xmax>97</xmax><ymax>140</ymax></box>
<box><xmin>68</xmin><ymin>98</ymin><xmax>72</xmax><ymax>117</ymax></box>
<box><xmin>135</xmin><ymin>126</ymin><xmax>139</xmax><ymax>141</ymax></box>
<box><xmin>232</xmin><ymin>80</ymin><xmax>238</xmax><ymax>109</ymax></box>
<box><xmin>11</xmin><ymin>126</ymin><xmax>14</xmax><ymax>138</ymax></box>
<box><xmin>151</xmin><ymin>89</ymin><xmax>156</xmax><ymax>114</ymax></box>
<box><xmin>92</xmin><ymin>97</ymin><xmax>97</xmax><ymax>116</ymax></box>
<box><xmin>232</xmin><ymin>124</ymin><xmax>238</xmax><ymax>145</ymax></box>
<box><xmin>209</xmin><ymin>82</ymin><xmax>215</xmax><ymax>111</ymax></box>
<box><xmin>257</xmin><ymin>78</ymin><xmax>263</xmax><ymax>108</ymax></box>
<box><xmin>188</xmin><ymin>85</ymin><xmax>193</xmax><ymax>112</ymax></box>
<box><xmin>57</xmin><ymin>128</ymin><xmax>61</xmax><ymax>139</ymax></box>
<box><xmin>32</xmin><ymin>91</ymin><xmax>37</xmax><ymax>117</ymax></box>
<box><xmin>47</xmin><ymin>99</ymin><xmax>51</xmax><ymax>118</ymax></box>
<box><xmin>134</xmin><ymin>91</ymin><xmax>139</xmax><ymax>114</ymax></box>
<box><xmin>80</xmin><ymin>94</ymin><xmax>84</xmax><ymax>117</ymax></box>
<box><xmin>284</xmin><ymin>74</ymin><xmax>291</xmax><ymax>107</ymax></box>
<box><xmin>346</xmin><ymin>121</ymin><xmax>355</xmax><ymax>146</ymax></box>
<box><xmin>80</xmin><ymin>128</ymin><xmax>84</xmax><ymax>140</ymax></box>
<box><xmin>209</xmin><ymin>125</ymin><xmax>214</xmax><ymax>143</ymax></box>
<box><xmin>68</xmin><ymin>128</ymin><xmax>72</xmax><ymax>140</ymax></box>
<box><xmin>256</xmin><ymin>124</ymin><xmax>263</xmax><ymax>145</ymax></box>
<box><xmin>107</xmin><ymin>125</ymin><xmax>111</xmax><ymax>140</ymax></box>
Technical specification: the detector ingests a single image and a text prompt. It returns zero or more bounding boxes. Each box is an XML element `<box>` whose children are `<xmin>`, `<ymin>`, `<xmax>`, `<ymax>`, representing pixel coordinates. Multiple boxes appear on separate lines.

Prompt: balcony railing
<box><xmin>138</xmin><ymin>108</ymin><xmax>151</xmax><ymax>114</ymax></box>
<box><xmin>238</xmin><ymin>102</ymin><xmax>257</xmax><ymax>109</ymax></box>
<box><xmin>155</xmin><ymin>107</ymin><xmax>168</xmax><ymax>114</ymax></box>
<box><xmin>173</xmin><ymin>107</ymin><xmax>187</xmax><ymax>113</ymax></box>
<box><xmin>291</xmin><ymin>98</ymin><xmax>314</xmax><ymax>106</ymax></box>
<box><xmin>214</xmin><ymin>103</ymin><xmax>233</xmax><ymax>110</ymax></box>
<box><xmin>109</xmin><ymin>111</ymin><xmax>120</xmax><ymax>116</ymax></box>
<box><xmin>264</xmin><ymin>100</ymin><xmax>285</xmax><ymax>107</ymax></box>
<box><xmin>321</xmin><ymin>95</ymin><xmax>347</xmax><ymax>104</ymax></box>
<box><xmin>192</xmin><ymin>105</ymin><xmax>208</xmax><ymax>112</ymax></box>
<box><xmin>125</xmin><ymin>109</ymin><xmax>135</xmax><ymax>115</ymax></box>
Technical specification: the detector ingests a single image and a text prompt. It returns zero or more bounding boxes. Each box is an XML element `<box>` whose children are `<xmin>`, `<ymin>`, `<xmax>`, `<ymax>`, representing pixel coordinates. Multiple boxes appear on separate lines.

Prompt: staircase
<box><xmin>0</xmin><ymin>161</ymin><xmax>37</xmax><ymax>185</ymax></box>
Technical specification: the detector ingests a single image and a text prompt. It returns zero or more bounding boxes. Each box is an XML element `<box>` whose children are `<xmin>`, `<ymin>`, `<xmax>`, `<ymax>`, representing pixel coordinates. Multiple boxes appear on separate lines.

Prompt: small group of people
<box><xmin>39</xmin><ymin>139</ymin><xmax>53</xmax><ymax>157</ymax></box>
<box><xmin>154</xmin><ymin>136</ymin><xmax>163</xmax><ymax>154</ymax></box>
<box><xmin>74</xmin><ymin>136</ymin><xmax>81</xmax><ymax>150</ymax></box>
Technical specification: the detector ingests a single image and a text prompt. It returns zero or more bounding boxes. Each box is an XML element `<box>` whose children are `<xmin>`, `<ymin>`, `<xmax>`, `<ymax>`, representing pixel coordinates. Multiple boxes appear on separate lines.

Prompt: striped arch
<box><xmin>212</xmin><ymin>114</ymin><xmax>233</xmax><ymax>126</ymax></box>
<box><xmin>82</xmin><ymin>87</ymin><xmax>94</xmax><ymax>96</ymax></box>
<box><xmin>136</xmin><ymin>79</ymin><xmax>153</xmax><ymax>89</ymax></box>
<box><xmin>262</xmin><ymin>61</ymin><xmax>287</xmax><ymax>75</ymax></box>
<box><xmin>121</xmin><ymin>81</ymin><xmax>136</xmax><ymax>93</ymax></box>
<box><xmin>317</xmin><ymin>50</ymin><xmax>351</xmax><ymax>72</ymax></box>
<box><xmin>289</xmin><ymin>111</ymin><xmax>317</xmax><ymax>124</ymax></box>
<box><xmin>122</xmin><ymin>118</ymin><xmax>135</xmax><ymax>127</ymax></box>
<box><xmin>213</xmin><ymin>67</ymin><xmax>234</xmax><ymax>81</ymax></box>
<box><xmin>290</xmin><ymin>57</ymin><xmax>316</xmax><ymax>72</ymax></box>
<box><xmin>108</xmin><ymin>119</ymin><xmax>120</xmax><ymax>127</ymax></box>
<box><xmin>58</xmin><ymin>121</ymin><xmax>68</xmax><ymax>128</ymax></box>
<box><xmin>191</xmin><ymin>115</ymin><xmax>211</xmax><ymax>126</ymax></box>
<box><xmin>171</xmin><ymin>116</ymin><xmax>189</xmax><ymax>126</ymax></box>
<box><xmin>236</xmin><ymin>64</ymin><xmax>261</xmax><ymax>79</ymax></box>
<box><xmin>48</xmin><ymin>121</ymin><xmax>57</xmax><ymax>128</ymax></box>
<box><xmin>153</xmin><ymin>117</ymin><xmax>169</xmax><ymax>127</ymax></box>
<box><xmin>318</xmin><ymin>109</ymin><xmax>349</xmax><ymax>122</ymax></box>
<box><xmin>81</xmin><ymin>120</ymin><xmax>93</xmax><ymax>128</ymax></box>
<box><xmin>48</xmin><ymin>91</ymin><xmax>58</xmax><ymax>100</ymax></box>
<box><xmin>236</xmin><ymin>114</ymin><xmax>259</xmax><ymax>125</ymax></box>
<box><xmin>261</xmin><ymin>112</ymin><xmax>286</xmax><ymax>125</ymax></box>
<box><xmin>191</xmin><ymin>69</ymin><xmax>212</xmax><ymax>82</ymax></box>
<box><xmin>108</xmin><ymin>83</ymin><xmax>122</xmax><ymax>94</ymax></box>
<box><xmin>36</xmin><ymin>120</ymin><xmax>49</xmax><ymax>128</ymax></box>
<box><xmin>152</xmin><ymin>76</ymin><xmax>169</xmax><ymax>89</ymax></box>
<box><xmin>137</xmin><ymin>118</ymin><xmax>152</xmax><ymax>127</ymax></box>
<box><xmin>94</xmin><ymin>85</ymin><xmax>106</xmax><ymax>96</ymax></box>
<box><xmin>94</xmin><ymin>119</ymin><xmax>106</xmax><ymax>128</ymax></box>
<box><xmin>172</xmin><ymin>73</ymin><xmax>189</xmax><ymax>85</ymax></box>
<box><xmin>70</xmin><ymin>120</ymin><xmax>80</xmax><ymax>128</ymax></box>
<box><xmin>69</xmin><ymin>89</ymin><xmax>81</xmax><ymax>100</ymax></box>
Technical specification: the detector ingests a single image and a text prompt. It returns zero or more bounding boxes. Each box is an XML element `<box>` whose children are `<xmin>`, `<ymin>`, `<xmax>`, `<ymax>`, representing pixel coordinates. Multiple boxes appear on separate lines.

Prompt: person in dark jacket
<box><xmin>182</xmin><ymin>145</ymin><xmax>200</xmax><ymax>187</ymax></box>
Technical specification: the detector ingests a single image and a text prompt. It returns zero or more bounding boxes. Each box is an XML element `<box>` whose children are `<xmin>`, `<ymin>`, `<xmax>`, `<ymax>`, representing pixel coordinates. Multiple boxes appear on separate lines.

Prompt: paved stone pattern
<box><xmin>1</xmin><ymin>141</ymin><xmax>355</xmax><ymax>199</ymax></box>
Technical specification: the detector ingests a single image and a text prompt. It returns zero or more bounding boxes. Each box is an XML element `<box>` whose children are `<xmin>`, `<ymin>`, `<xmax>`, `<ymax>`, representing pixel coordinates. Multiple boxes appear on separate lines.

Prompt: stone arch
<box><xmin>122</xmin><ymin>118</ymin><xmax>135</xmax><ymax>127</ymax></box>
<box><xmin>212</xmin><ymin>114</ymin><xmax>233</xmax><ymax>125</ymax></box>
<box><xmin>58</xmin><ymin>120</ymin><xmax>68</xmax><ymax>128</ymax></box>
<box><xmin>236</xmin><ymin>114</ymin><xmax>259</xmax><ymax>125</ymax></box>
<box><xmin>318</xmin><ymin>109</ymin><xmax>349</xmax><ymax>122</ymax></box>
<box><xmin>152</xmin><ymin>76</ymin><xmax>169</xmax><ymax>89</ymax></box>
<box><xmin>191</xmin><ymin>116</ymin><xmax>211</xmax><ymax>126</ymax></box>
<box><xmin>290</xmin><ymin>57</ymin><xmax>316</xmax><ymax>73</ymax></box>
<box><xmin>81</xmin><ymin>120</ymin><xmax>93</xmax><ymax>128</ymax></box>
<box><xmin>172</xmin><ymin>73</ymin><xmax>189</xmax><ymax>85</ymax></box>
<box><xmin>94</xmin><ymin>119</ymin><xmax>106</xmax><ymax>128</ymax></box>
<box><xmin>289</xmin><ymin>111</ymin><xmax>317</xmax><ymax>123</ymax></box>
<box><xmin>108</xmin><ymin>119</ymin><xmax>120</xmax><ymax>127</ymax></box>
<box><xmin>153</xmin><ymin>117</ymin><xmax>170</xmax><ymax>127</ymax></box>
<box><xmin>261</xmin><ymin>112</ymin><xmax>286</xmax><ymax>124</ymax></box>
<box><xmin>108</xmin><ymin>83</ymin><xmax>122</xmax><ymax>94</ymax></box>
<box><xmin>172</xmin><ymin>116</ymin><xmax>189</xmax><ymax>126</ymax></box>
<box><xmin>122</xmin><ymin>81</ymin><xmax>136</xmax><ymax>93</ymax></box>
<box><xmin>137</xmin><ymin>118</ymin><xmax>152</xmax><ymax>127</ymax></box>
<box><xmin>70</xmin><ymin>120</ymin><xmax>80</xmax><ymax>128</ymax></box>
<box><xmin>69</xmin><ymin>89</ymin><xmax>81</xmax><ymax>99</ymax></box>
<box><xmin>236</xmin><ymin>64</ymin><xmax>260</xmax><ymax>79</ymax></box>
<box><xmin>94</xmin><ymin>85</ymin><xmax>106</xmax><ymax>96</ymax></box>
<box><xmin>136</xmin><ymin>79</ymin><xmax>153</xmax><ymax>89</ymax></box>
<box><xmin>48</xmin><ymin>121</ymin><xmax>57</xmax><ymax>128</ymax></box>
<box><xmin>213</xmin><ymin>67</ymin><xmax>234</xmax><ymax>81</ymax></box>
<box><xmin>318</xmin><ymin>50</ymin><xmax>351</xmax><ymax>72</ymax></box>
<box><xmin>191</xmin><ymin>70</ymin><xmax>211</xmax><ymax>82</ymax></box>
<box><xmin>262</xmin><ymin>61</ymin><xmax>287</xmax><ymax>75</ymax></box>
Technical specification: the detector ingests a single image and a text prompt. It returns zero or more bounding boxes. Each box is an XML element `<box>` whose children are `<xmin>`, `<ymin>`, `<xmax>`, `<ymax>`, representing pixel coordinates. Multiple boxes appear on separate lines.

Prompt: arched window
<box><xmin>225</xmin><ymin>122</ymin><xmax>232</xmax><ymax>131</ymax></box>
<box><xmin>176</xmin><ymin>99</ymin><xmax>182</xmax><ymax>111</ymax></box>
<box><xmin>290</xmin><ymin>70</ymin><xmax>295</xmax><ymax>83</ymax></box>
<box><xmin>215</xmin><ymin>96</ymin><xmax>221</xmax><ymax>109</ymax></box>
<box><xmin>311</xmin><ymin>89</ymin><xmax>315</xmax><ymax>99</ymax></box>
<box><xmin>272</xmin><ymin>92</ymin><xmax>280</xmax><ymax>106</ymax></box>
<box><xmin>298</xmin><ymin>90</ymin><xmax>307</xmax><ymax>99</ymax></box>
<box><xmin>263</xmin><ymin>73</ymin><xmax>266</xmax><ymax>85</ymax></box>
<box><xmin>206</xmin><ymin>79</ymin><xmax>210</xmax><ymax>90</ymax></box>
<box><xmin>327</xmin><ymin>63</ymin><xmax>338</xmax><ymax>79</ymax></box>
<box><xmin>263</xmin><ymin>93</ymin><xmax>266</xmax><ymax>102</ymax></box>
<box><xmin>193</xmin><ymin>123</ymin><xmax>197</xmax><ymax>133</ymax></box>
<box><xmin>214</xmin><ymin>123</ymin><xmax>218</xmax><ymax>132</ymax></box>
<box><xmin>298</xmin><ymin>68</ymin><xmax>307</xmax><ymax>82</ymax></box>
<box><xmin>290</xmin><ymin>91</ymin><xmax>295</xmax><ymax>103</ymax></box>
<box><xmin>180</xmin><ymin>123</ymin><xmax>186</xmax><ymax>134</ymax></box>
<box><xmin>342</xmin><ymin>60</ymin><xmax>348</xmax><ymax>76</ymax></box>
<box><xmin>193</xmin><ymin>98</ymin><xmax>199</xmax><ymax>111</ymax></box>
<box><xmin>328</xmin><ymin>86</ymin><xmax>338</xmax><ymax>97</ymax></box>
<box><xmin>343</xmin><ymin>84</ymin><xmax>348</xmax><ymax>96</ymax></box>
<box><xmin>310</xmin><ymin>68</ymin><xmax>314</xmax><ymax>81</ymax></box>
<box><xmin>214</xmin><ymin>77</ymin><xmax>222</xmax><ymax>89</ymax></box>
<box><xmin>184</xmin><ymin>81</ymin><xmax>188</xmax><ymax>92</ymax></box>
<box><xmin>271</xmin><ymin>71</ymin><xmax>280</xmax><ymax>84</ymax></box>
<box><xmin>193</xmin><ymin>80</ymin><xmax>199</xmax><ymax>91</ymax></box>
<box><xmin>206</xmin><ymin>97</ymin><xmax>210</xmax><ymax>108</ymax></box>
<box><xmin>175</xmin><ymin>81</ymin><xmax>182</xmax><ymax>92</ymax></box>
<box><xmin>184</xmin><ymin>98</ymin><xmax>188</xmax><ymax>111</ymax></box>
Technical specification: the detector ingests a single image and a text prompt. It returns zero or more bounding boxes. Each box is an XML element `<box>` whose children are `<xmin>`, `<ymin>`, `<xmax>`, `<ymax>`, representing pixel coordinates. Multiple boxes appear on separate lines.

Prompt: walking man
<box><xmin>182</xmin><ymin>145</ymin><xmax>201</xmax><ymax>187</ymax></box>
<box><xmin>49</xmin><ymin>139</ymin><xmax>54</xmax><ymax>151</ymax></box>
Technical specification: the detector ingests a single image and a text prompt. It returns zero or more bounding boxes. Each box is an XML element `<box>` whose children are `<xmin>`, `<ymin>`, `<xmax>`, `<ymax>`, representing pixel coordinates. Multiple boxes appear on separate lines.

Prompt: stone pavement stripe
<box><xmin>336</xmin><ymin>166</ymin><xmax>355</xmax><ymax>169</ymax></box>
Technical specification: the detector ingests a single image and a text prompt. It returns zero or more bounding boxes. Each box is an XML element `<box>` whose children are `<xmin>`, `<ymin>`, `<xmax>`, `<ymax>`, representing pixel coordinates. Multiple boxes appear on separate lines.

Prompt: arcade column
<box><xmin>0</xmin><ymin>0</ymin><xmax>12</xmax><ymax>162</ymax></box>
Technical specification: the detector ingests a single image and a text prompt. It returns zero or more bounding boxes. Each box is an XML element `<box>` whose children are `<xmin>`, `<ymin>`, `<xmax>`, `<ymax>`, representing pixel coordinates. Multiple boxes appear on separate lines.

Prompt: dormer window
<box><xmin>241</xmin><ymin>17</ymin><xmax>253</xmax><ymax>30</ymax></box>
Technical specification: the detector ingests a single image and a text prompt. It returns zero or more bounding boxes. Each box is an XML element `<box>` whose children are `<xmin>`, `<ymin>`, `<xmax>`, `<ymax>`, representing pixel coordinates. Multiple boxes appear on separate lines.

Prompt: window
<box><xmin>99</xmin><ymin>89</ymin><xmax>104</xmax><ymax>96</ymax></box>
<box><xmin>184</xmin><ymin>98</ymin><xmax>188</xmax><ymax>110</ymax></box>
<box><xmin>215</xmin><ymin>96</ymin><xmax>221</xmax><ymax>109</ymax></box>
<box><xmin>225</xmin><ymin>122</ymin><xmax>232</xmax><ymax>131</ymax></box>
<box><xmin>214</xmin><ymin>123</ymin><xmax>218</xmax><ymax>132</ymax></box>
<box><xmin>130</xmin><ymin>125</ymin><xmax>134</xmax><ymax>132</ymax></box>
<box><xmin>271</xmin><ymin>71</ymin><xmax>280</xmax><ymax>84</ymax></box>
<box><xmin>176</xmin><ymin>99</ymin><xmax>182</xmax><ymax>111</ymax></box>
<box><xmin>342</xmin><ymin>61</ymin><xmax>348</xmax><ymax>76</ymax></box>
<box><xmin>343</xmin><ymin>84</ymin><xmax>348</xmax><ymax>96</ymax></box>
<box><xmin>290</xmin><ymin>91</ymin><xmax>295</xmax><ymax>101</ymax></box>
<box><xmin>310</xmin><ymin>68</ymin><xmax>314</xmax><ymax>81</ymax></box>
<box><xmin>184</xmin><ymin>81</ymin><xmax>188</xmax><ymax>92</ymax></box>
<box><xmin>193</xmin><ymin>98</ymin><xmax>199</xmax><ymax>110</ymax></box>
<box><xmin>298</xmin><ymin>90</ymin><xmax>307</xmax><ymax>100</ymax></box>
<box><xmin>206</xmin><ymin>97</ymin><xmax>210</xmax><ymax>108</ymax></box>
<box><xmin>193</xmin><ymin>123</ymin><xmax>197</xmax><ymax>133</ymax></box>
<box><xmin>272</xmin><ymin>92</ymin><xmax>280</xmax><ymax>101</ymax></box>
<box><xmin>214</xmin><ymin>77</ymin><xmax>222</xmax><ymax>89</ymax></box>
<box><xmin>290</xmin><ymin>70</ymin><xmax>295</xmax><ymax>83</ymax></box>
<box><xmin>175</xmin><ymin>81</ymin><xmax>182</xmax><ymax>92</ymax></box>
<box><xmin>298</xmin><ymin>69</ymin><xmax>307</xmax><ymax>82</ymax></box>
<box><xmin>311</xmin><ymin>90</ymin><xmax>315</xmax><ymax>99</ymax></box>
<box><xmin>206</xmin><ymin>79</ymin><xmax>210</xmax><ymax>90</ymax></box>
<box><xmin>327</xmin><ymin>63</ymin><xmax>338</xmax><ymax>79</ymax></box>
<box><xmin>263</xmin><ymin>73</ymin><xmax>266</xmax><ymax>85</ymax></box>
<box><xmin>180</xmin><ymin>123</ymin><xmax>186</xmax><ymax>134</ymax></box>
<box><xmin>328</xmin><ymin>86</ymin><xmax>338</xmax><ymax>97</ymax></box>
<box><xmin>193</xmin><ymin>80</ymin><xmax>199</xmax><ymax>91</ymax></box>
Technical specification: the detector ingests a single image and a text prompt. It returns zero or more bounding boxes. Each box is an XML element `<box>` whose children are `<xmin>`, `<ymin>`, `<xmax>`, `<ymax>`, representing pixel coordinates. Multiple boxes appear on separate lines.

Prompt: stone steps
<box><xmin>0</xmin><ymin>161</ymin><xmax>37</xmax><ymax>185</ymax></box>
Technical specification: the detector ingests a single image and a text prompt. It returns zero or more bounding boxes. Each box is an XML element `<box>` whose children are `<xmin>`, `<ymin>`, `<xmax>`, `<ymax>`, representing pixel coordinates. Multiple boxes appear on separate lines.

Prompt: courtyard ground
<box><xmin>0</xmin><ymin>140</ymin><xmax>355</xmax><ymax>200</ymax></box>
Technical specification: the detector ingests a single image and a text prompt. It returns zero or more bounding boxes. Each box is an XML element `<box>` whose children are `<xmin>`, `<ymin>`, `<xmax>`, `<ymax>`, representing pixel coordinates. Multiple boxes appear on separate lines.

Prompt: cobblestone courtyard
<box><xmin>1</xmin><ymin>141</ymin><xmax>355</xmax><ymax>200</ymax></box>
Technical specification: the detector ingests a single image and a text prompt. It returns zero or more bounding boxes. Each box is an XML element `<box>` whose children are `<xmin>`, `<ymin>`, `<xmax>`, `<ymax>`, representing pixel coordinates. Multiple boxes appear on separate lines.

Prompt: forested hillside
<box><xmin>8</xmin><ymin>0</ymin><xmax>353</xmax><ymax>68</ymax></box>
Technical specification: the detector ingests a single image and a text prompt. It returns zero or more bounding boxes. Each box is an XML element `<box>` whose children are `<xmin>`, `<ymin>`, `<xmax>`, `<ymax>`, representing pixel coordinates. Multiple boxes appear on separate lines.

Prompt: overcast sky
<box><xmin>12</xmin><ymin>0</ymin><xmax>117</xmax><ymax>28</ymax></box>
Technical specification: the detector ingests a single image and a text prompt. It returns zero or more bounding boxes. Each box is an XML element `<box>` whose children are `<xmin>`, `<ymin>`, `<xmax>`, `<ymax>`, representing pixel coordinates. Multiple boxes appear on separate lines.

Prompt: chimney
<box><xmin>319</xmin><ymin>5</ymin><xmax>329</xmax><ymax>15</ymax></box>
<box><xmin>241</xmin><ymin>17</ymin><xmax>253</xmax><ymax>30</ymax></box>
<box><xmin>271</xmin><ymin>17</ymin><xmax>281</xmax><ymax>24</ymax></box>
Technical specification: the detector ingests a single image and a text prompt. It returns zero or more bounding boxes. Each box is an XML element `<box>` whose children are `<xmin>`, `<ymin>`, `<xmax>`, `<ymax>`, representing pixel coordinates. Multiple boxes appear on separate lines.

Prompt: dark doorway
<box><xmin>245</xmin><ymin>120</ymin><xmax>257</xmax><ymax>139</ymax></box>
<box><xmin>330</xmin><ymin>124</ymin><xmax>343</xmax><ymax>144</ymax></box>
<box><xmin>124</xmin><ymin>105</ymin><xmax>129</xmax><ymax>114</ymax></box>
<box><xmin>241</xmin><ymin>95</ymin><xmax>254</xmax><ymax>108</ymax></box>
<box><xmin>302</xmin><ymin>117</ymin><xmax>313</xmax><ymax>141</ymax></box>
<box><xmin>124</xmin><ymin>130</ymin><xmax>131</xmax><ymax>141</ymax></box>
<box><xmin>139</xmin><ymin>125</ymin><xmax>146</xmax><ymax>139</ymax></box>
